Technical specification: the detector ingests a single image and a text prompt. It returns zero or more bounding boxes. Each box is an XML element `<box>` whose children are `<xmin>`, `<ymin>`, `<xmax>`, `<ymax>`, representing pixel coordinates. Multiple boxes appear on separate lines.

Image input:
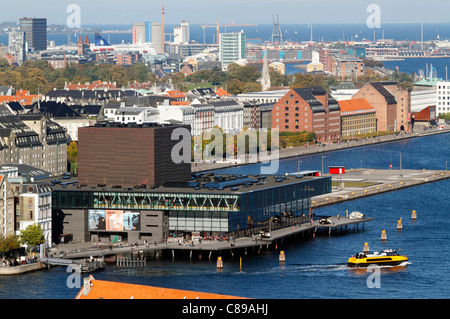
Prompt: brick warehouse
<box><xmin>77</xmin><ymin>123</ymin><xmax>192</xmax><ymax>187</ymax></box>
<box><xmin>272</xmin><ymin>87</ymin><xmax>341</xmax><ymax>143</ymax></box>
<box><xmin>352</xmin><ymin>82</ymin><xmax>412</xmax><ymax>132</ymax></box>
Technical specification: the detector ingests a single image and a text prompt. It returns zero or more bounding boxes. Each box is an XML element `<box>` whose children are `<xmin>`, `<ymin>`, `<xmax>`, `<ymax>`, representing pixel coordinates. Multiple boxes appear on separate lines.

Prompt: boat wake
<box><xmin>290</xmin><ymin>263</ymin><xmax>349</xmax><ymax>272</ymax></box>
<box><xmin>243</xmin><ymin>263</ymin><xmax>349</xmax><ymax>275</ymax></box>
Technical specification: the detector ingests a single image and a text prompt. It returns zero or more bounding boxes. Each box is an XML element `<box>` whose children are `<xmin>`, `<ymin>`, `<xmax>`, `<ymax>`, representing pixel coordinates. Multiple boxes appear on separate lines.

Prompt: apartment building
<box><xmin>436</xmin><ymin>81</ymin><xmax>450</xmax><ymax>116</ymax></box>
<box><xmin>272</xmin><ymin>87</ymin><xmax>341</xmax><ymax>143</ymax></box>
<box><xmin>338</xmin><ymin>98</ymin><xmax>377</xmax><ymax>137</ymax></box>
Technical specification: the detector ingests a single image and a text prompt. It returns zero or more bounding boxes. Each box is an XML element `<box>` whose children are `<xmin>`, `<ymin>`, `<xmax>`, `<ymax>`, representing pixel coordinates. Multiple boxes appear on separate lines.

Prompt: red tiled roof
<box><xmin>170</xmin><ymin>101</ymin><xmax>191</xmax><ymax>106</ymax></box>
<box><xmin>0</xmin><ymin>90</ymin><xmax>40</xmax><ymax>106</ymax></box>
<box><xmin>165</xmin><ymin>90</ymin><xmax>186</xmax><ymax>98</ymax></box>
<box><xmin>338</xmin><ymin>98</ymin><xmax>375</xmax><ymax>115</ymax></box>
<box><xmin>216</xmin><ymin>88</ymin><xmax>231</xmax><ymax>97</ymax></box>
<box><xmin>76</xmin><ymin>275</ymin><xmax>248</xmax><ymax>299</ymax></box>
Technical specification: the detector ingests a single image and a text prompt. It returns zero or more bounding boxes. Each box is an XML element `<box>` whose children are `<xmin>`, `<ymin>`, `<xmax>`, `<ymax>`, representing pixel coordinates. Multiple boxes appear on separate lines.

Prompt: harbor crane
<box><xmin>200</xmin><ymin>20</ymin><xmax>258</xmax><ymax>44</ymax></box>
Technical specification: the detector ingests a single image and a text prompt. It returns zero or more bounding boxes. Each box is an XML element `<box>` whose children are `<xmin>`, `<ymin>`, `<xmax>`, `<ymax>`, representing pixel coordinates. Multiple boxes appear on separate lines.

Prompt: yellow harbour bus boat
<box><xmin>348</xmin><ymin>249</ymin><xmax>408</xmax><ymax>267</ymax></box>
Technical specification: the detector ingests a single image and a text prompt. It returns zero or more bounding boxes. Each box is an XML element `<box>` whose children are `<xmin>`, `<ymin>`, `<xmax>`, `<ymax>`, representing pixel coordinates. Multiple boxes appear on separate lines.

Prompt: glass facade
<box><xmin>52</xmin><ymin>176</ymin><xmax>331</xmax><ymax>234</ymax></box>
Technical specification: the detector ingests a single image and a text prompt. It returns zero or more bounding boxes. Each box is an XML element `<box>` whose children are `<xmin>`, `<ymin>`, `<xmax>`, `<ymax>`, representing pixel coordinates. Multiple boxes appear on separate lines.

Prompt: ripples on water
<box><xmin>2</xmin><ymin>133</ymin><xmax>450</xmax><ymax>299</ymax></box>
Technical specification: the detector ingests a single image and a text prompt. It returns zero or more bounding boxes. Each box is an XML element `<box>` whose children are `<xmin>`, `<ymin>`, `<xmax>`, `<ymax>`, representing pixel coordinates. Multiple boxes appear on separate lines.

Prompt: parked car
<box><xmin>349</xmin><ymin>211</ymin><xmax>365</xmax><ymax>220</ymax></box>
<box><xmin>319</xmin><ymin>217</ymin><xmax>331</xmax><ymax>224</ymax></box>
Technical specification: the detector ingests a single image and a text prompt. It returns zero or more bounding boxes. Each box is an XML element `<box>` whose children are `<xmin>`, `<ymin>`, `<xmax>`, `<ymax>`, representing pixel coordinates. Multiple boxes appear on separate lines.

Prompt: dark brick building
<box><xmin>78</xmin><ymin>123</ymin><xmax>192</xmax><ymax>187</ymax></box>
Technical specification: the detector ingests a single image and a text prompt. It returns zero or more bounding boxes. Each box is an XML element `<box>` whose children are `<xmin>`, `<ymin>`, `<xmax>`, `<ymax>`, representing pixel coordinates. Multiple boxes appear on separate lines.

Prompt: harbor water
<box><xmin>1</xmin><ymin>132</ymin><xmax>449</xmax><ymax>299</ymax></box>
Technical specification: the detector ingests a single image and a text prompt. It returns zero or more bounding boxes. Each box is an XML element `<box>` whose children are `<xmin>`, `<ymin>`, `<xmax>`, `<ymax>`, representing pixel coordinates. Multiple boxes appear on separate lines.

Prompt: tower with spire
<box><xmin>77</xmin><ymin>35</ymin><xmax>90</xmax><ymax>56</ymax></box>
<box><xmin>260</xmin><ymin>51</ymin><xmax>271</xmax><ymax>91</ymax></box>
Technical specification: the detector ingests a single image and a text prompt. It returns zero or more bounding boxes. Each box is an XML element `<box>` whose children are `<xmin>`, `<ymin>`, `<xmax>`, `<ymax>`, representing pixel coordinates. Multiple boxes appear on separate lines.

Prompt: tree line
<box><xmin>0</xmin><ymin>58</ymin><xmax>342</xmax><ymax>96</ymax></box>
<box><xmin>0</xmin><ymin>57</ymin><xmax>414</xmax><ymax>96</ymax></box>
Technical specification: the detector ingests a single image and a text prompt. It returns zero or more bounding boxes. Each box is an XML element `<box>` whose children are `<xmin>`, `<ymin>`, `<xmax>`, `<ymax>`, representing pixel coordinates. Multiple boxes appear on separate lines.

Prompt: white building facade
<box><xmin>114</xmin><ymin>105</ymin><xmax>160</xmax><ymax>124</ymax></box>
<box><xmin>174</xmin><ymin>20</ymin><xmax>190</xmax><ymax>44</ymax></box>
<box><xmin>436</xmin><ymin>81</ymin><xmax>450</xmax><ymax>116</ymax></box>
<box><xmin>219</xmin><ymin>31</ymin><xmax>246</xmax><ymax>71</ymax></box>
<box><xmin>19</xmin><ymin>183</ymin><xmax>52</xmax><ymax>246</ymax></box>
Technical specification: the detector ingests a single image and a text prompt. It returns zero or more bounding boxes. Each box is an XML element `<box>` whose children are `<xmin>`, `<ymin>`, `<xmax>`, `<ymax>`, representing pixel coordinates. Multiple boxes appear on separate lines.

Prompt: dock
<box><xmin>311</xmin><ymin>169</ymin><xmax>450</xmax><ymax>208</ymax></box>
<box><xmin>49</xmin><ymin>215</ymin><xmax>371</xmax><ymax>262</ymax></box>
<box><xmin>41</xmin><ymin>256</ymin><xmax>105</xmax><ymax>273</ymax></box>
<box><xmin>47</xmin><ymin>168</ymin><xmax>449</xmax><ymax>264</ymax></box>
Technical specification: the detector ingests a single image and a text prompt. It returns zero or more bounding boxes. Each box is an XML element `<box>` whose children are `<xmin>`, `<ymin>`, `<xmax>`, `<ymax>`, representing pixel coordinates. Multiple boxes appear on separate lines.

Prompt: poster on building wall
<box><xmin>106</xmin><ymin>210</ymin><xmax>124</xmax><ymax>231</ymax></box>
<box><xmin>88</xmin><ymin>209</ymin><xmax>106</xmax><ymax>230</ymax></box>
<box><xmin>123</xmin><ymin>211</ymin><xmax>141</xmax><ymax>231</ymax></box>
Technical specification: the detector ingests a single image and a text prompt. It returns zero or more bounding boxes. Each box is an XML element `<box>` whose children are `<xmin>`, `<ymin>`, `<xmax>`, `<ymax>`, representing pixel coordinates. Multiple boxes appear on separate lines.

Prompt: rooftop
<box><xmin>338</xmin><ymin>98</ymin><xmax>375</xmax><ymax>115</ymax></box>
<box><xmin>369</xmin><ymin>82</ymin><xmax>397</xmax><ymax>105</ymax></box>
<box><xmin>76</xmin><ymin>275</ymin><xmax>246</xmax><ymax>299</ymax></box>
<box><xmin>51</xmin><ymin>171</ymin><xmax>326</xmax><ymax>195</ymax></box>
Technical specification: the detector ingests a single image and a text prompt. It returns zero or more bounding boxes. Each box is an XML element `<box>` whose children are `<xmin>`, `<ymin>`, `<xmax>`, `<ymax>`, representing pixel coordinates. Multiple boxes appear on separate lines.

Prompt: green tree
<box><xmin>0</xmin><ymin>58</ymin><xmax>10</xmax><ymax>72</ymax></box>
<box><xmin>269</xmin><ymin>68</ymin><xmax>288</xmax><ymax>87</ymax></box>
<box><xmin>53</xmin><ymin>77</ymin><xmax>70</xmax><ymax>89</ymax></box>
<box><xmin>67</xmin><ymin>140</ymin><xmax>78</xmax><ymax>164</ymax></box>
<box><xmin>19</xmin><ymin>224</ymin><xmax>45</xmax><ymax>251</ymax></box>
<box><xmin>127</xmin><ymin>63</ymin><xmax>150</xmax><ymax>82</ymax></box>
<box><xmin>0</xmin><ymin>234</ymin><xmax>21</xmax><ymax>255</ymax></box>
<box><xmin>438</xmin><ymin>112</ymin><xmax>450</xmax><ymax>122</ymax></box>
<box><xmin>227</xmin><ymin>63</ymin><xmax>260</xmax><ymax>82</ymax></box>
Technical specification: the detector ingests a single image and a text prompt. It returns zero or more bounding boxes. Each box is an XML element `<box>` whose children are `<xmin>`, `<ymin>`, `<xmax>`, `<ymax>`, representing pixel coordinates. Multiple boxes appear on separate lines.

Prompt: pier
<box><xmin>45</xmin><ymin>168</ymin><xmax>450</xmax><ymax>263</ymax></box>
<box><xmin>47</xmin><ymin>168</ymin><xmax>450</xmax><ymax>265</ymax></box>
<box><xmin>41</xmin><ymin>257</ymin><xmax>105</xmax><ymax>273</ymax></box>
<box><xmin>48</xmin><ymin>214</ymin><xmax>371</xmax><ymax>262</ymax></box>
<box><xmin>310</xmin><ymin>169</ymin><xmax>450</xmax><ymax>208</ymax></box>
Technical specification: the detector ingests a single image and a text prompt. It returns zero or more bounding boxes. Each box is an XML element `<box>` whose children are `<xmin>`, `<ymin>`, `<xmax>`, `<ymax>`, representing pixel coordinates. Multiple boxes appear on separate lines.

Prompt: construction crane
<box><xmin>200</xmin><ymin>20</ymin><xmax>258</xmax><ymax>45</ymax></box>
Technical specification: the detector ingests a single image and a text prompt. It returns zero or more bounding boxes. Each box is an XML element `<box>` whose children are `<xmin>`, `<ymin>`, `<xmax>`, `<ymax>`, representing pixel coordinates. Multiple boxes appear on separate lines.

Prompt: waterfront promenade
<box><xmin>46</xmin><ymin>214</ymin><xmax>372</xmax><ymax>261</ymax></box>
<box><xmin>44</xmin><ymin>167</ymin><xmax>449</xmax><ymax>262</ymax></box>
<box><xmin>192</xmin><ymin>126</ymin><xmax>450</xmax><ymax>173</ymax></box>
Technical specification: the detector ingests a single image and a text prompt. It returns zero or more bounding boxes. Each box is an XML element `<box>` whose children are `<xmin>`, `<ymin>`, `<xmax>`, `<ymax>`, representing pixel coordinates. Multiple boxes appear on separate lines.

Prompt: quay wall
<box><xmin>311</xmin><ymin>170</ymin><xmax>450</xmax><ymax>208</ymax></box>
<box><xmin>0</xmin><ymin>262</ymin><xmax>46</xmax><ymax>275</ymax></box>
<box><xmin>192</xmin><ymin>128</ymin><xmax>450</xmax><ymax>173</ymax></box>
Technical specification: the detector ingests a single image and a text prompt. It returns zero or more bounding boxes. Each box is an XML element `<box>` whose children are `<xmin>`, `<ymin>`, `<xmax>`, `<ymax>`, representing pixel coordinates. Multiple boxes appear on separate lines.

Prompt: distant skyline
<box><xmin>0</xmin><ymin>1</ymin><xmax>449</xmax><ymax>26</ymax></box>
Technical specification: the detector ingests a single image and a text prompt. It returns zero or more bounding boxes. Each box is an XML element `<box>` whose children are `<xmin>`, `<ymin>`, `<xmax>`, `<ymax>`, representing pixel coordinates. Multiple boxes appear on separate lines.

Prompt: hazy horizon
<box><xmin>0</xmin><ymin>1</ymin><xmax>448</xmax><ymax>26</ymax></box>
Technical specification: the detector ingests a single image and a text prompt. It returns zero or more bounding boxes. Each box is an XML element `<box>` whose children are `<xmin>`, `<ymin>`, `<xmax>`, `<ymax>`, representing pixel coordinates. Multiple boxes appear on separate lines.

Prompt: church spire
<box><xmin>260</xmin><ymin>51</ymin><xmax>271</xmax><ymax>92</ymax></box>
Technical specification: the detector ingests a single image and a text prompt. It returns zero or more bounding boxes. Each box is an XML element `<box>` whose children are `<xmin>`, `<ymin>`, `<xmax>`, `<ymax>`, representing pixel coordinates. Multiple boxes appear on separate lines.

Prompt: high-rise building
<box><xmin>174</xmin><ymin>20</ymin><xmax>190</xmax><ymax>44</ymax></box>
<box><xmin>219</xmin><ymin>31</ymin><xmax>246</xmax><ymax>71</ymax></box>
<box><xmin>145</xmin><ymin>21</ymin><xmax>151</xmax><ymax>43</ymax></box>
<box><xmin>19</xmin><ymin>17</ymin><xmax>47</xmax><ymax>52</ymax></box>
<box><xmin>132</xmin><ymin>22</ymin><xmax>147</xmax><ymax>44</ymax></box>
<box><xmin>151</xmin><ymin>22</ymin><xmax>164</xmax><ymax>54</ymax></box>
<box><xmin>8</xmin><ymin>31</ymin><xmax>26</xmax><ymax>65</ymax></box>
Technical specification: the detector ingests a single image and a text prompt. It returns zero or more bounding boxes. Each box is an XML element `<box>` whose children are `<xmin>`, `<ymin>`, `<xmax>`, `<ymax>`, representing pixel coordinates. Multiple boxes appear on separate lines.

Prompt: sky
<box><xmin>1</xmin><ymin>0</ymin><xmax>449</xmax><ymax>26</ymax></box>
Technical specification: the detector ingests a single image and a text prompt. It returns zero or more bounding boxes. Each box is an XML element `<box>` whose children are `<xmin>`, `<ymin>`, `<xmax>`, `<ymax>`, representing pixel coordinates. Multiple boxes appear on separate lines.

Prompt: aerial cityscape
<box><xmin>0</xmin><ymin>0</ymin><xmax>449</xmax><ymax>307</ymax></box>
